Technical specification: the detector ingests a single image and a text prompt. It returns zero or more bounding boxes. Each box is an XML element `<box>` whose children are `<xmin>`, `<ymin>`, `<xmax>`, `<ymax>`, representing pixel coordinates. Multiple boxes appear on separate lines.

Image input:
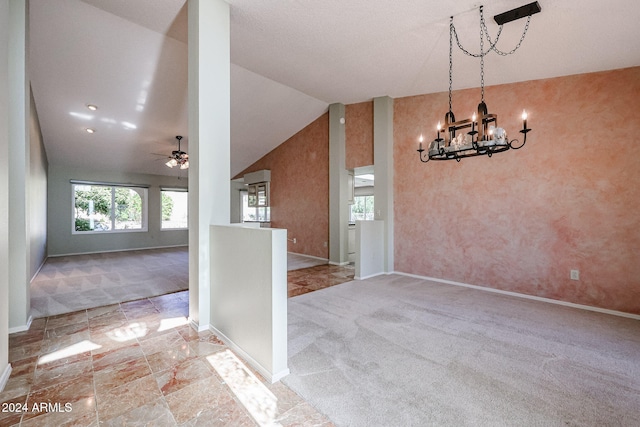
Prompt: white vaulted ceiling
<box><xmin>28</xmin><ymin>0</ymin><xmax>640</xmax><ymax>177</ymax></box>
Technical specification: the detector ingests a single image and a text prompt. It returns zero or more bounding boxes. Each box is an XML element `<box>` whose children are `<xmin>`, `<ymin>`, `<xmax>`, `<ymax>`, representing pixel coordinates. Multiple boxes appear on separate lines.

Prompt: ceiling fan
<box><xmin>165</xmin><ymin>135</ymin><xmax>189</xmax><ymax>169</ymax></box>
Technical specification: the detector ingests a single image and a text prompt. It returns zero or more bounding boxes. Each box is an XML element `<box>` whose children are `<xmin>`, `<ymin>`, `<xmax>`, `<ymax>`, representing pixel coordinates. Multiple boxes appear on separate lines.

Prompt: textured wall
<box><xmin>345</xmin><ymin>101</ymin><xmax>373</xmax><ymax>170</ymax></box>
<box><xmin>394</xmin><ymin>67</ymin><xmax>640</xmax><ymax>314</ymax></box>
<box><xmin>236</xmin><ymin>113</ymin><xmax>329</xmax><ymax>259</ymax></box>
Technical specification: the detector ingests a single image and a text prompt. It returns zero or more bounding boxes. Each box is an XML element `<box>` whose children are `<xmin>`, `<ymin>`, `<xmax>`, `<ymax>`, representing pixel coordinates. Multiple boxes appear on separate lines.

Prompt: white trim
<box><xmin>396</xmin><ymin>272</ymin><xmax>640</xmax><ymax>321</ymax></box>
<box><xmin>47</xmin><ymin>244</ymin><xmax>188</xmax><ymax>258</ymax></box>
<box><xmin>9</xmin><ymin>315</ymin><xmax>32</xmax><ymax>334</ymax></box>
<box><xmin>188</xmin><ymin>317</ymin><xmax>209</xmax><ymax>333</ymax></box>
<box><xmin>209</xmin><ymin>324</ymin><xmax>290</xmax><ymax>384</ymax></box>
<box><xmin>328</xmin><ymin>260</ymin><xmax>350</xmax><ymax>266</ymax></box>
<box><xmin>354</xmin><ymin>271</ymin><xmax>385</xmax><ymax>281</ymax></box>
<box><xmin>30</xmin><ymin>256</ymin><xmax>48</xmax><ymax>283</ymax></box>
<box><xmin>70</xmin><ymin>179</ymin><xmax>150</xmax><ymax>188</ymax></box>
<box><xmin>71</xmin><ymin>227</ymin><xmax>148</xmax><ymax>236</ymax></box>
<box><xmin>71</xmin><ymin>184</ymin><xmax>149</xmax><ymax>234</ymax></box>
<box><xmin>287</xmin><ymin>252</ymin><xmax>328</xmax><ymax>262</ymax></box>
<box><xmin>0</xmin><ymin>364</ymin><xmax>12</xmax><ymax>393</ymax></box>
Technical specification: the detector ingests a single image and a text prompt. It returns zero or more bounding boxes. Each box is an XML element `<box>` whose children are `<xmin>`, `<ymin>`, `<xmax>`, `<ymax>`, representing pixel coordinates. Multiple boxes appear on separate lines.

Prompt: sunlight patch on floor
<box><xmin>38</xmin><ymin>340</ymin><xmax>101</xmax><ymax>365</ymax></box>
<box><xmin>158</xmin><ymin>316</ymin><xmax>189</xmax><ymax>332</ymax></box>
<box><xmin>106</xmin><ymin>322</ymin><xmax>149</xmax><ymax>342</ymax></box>
<box><xmin>207</xmin><ymin>349</ymin><xmax>282</xmax><ymax>427</ymax></box>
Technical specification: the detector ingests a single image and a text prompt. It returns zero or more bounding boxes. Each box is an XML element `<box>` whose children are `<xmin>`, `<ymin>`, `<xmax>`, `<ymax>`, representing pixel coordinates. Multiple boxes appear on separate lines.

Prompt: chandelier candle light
<box><xmin>418</xmin><ymin>2</ymin><xmax>539</xmax><ymax>162</ymax></box>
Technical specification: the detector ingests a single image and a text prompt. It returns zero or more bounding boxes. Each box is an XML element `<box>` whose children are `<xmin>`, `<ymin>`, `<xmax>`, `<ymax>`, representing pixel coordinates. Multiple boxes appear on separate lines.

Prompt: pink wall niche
<box><xmin>235</xmin><ymin>113</ymin><xmax>330</xmax><ymax>259</ymax></box>
<box><xmin>394</xmin><ymin>67</ymin><xmax>640</xmax><ymax>314</ymax></box>
<box><xmin>346</xmin><ymin>101</ymin><xmax>374</xmax><ymax>170</ymax></box>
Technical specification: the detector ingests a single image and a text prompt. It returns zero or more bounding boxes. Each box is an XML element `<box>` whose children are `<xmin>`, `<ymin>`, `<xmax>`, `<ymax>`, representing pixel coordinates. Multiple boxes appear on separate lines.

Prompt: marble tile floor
<box><xmin>1</xmin><ymin>291</ymin><xmax>334</xmax><ymax>427</ymax></box>
<box><xmin>287</xmin><ymin>264</ymin><xmax>355</xmax><ymax>298</ymax></box>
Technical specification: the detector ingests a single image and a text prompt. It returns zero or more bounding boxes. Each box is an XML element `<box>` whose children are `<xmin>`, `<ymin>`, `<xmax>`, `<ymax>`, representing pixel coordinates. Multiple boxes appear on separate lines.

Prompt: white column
<box><xmin>187</xmin><ymin>0</ymin><xmax>231</xmax><ymax>331</ymax></box>
<box><xmin>373</xmin><ymin>96</ymin><xmax>394</xmax><ymax>273</ymax></box>
<box><xmin>329</xmin><ymin>103</ymin><xmax>349</xmax><ymax>265</ymax></box>
<box><xmin>1</xmin><ymin>0</ymin><xmax>12</xmax><ymax>391</ymax></box>
<box><xmin>8</xmin><ymin>0</ymin><xmax>30</xmax><ymax>331</ymax></box>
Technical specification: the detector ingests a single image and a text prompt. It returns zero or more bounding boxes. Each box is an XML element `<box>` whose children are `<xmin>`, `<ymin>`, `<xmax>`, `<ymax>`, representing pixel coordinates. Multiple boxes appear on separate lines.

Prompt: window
<box><xmin>350</xmin><ymin>195</ymin><xmax>374</xmax><ymax>223</ymax></box>
<box><xmin>161</xmin><ymin>189</ymin><xmax>188</xmax><ymax>230</ymax></box>
<box><xmin>241</xmin><ymin>190</ymin><xmax>270</xmax><ymax>222</ymax></box>
<box><xmin>73</xmin><ymin>183</ymin><xmax>148</xmax><ymax>233</ymax></box>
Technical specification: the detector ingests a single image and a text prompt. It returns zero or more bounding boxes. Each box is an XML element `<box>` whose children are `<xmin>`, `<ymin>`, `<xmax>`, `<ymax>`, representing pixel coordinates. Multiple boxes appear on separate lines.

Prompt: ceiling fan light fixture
<box><xmin>165</xmin><ymin>135</ymin><xmax>189</xmax><ymax>170</ymax></box>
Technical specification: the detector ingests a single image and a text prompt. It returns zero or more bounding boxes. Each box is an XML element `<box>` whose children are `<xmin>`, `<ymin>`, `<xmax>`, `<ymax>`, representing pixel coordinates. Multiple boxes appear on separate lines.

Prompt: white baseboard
<box><xmin>8</xmin><ymin>315</ymin><xmax>33</xmax><ymax>334</ymax></box>
<box><xmin>287</xmin><ymin>252</ymin><xmax>328</xmax><ymax>262</ymax></box>
<box><xmin>396</xmin><ymin>272</ymin><xmax>640</xmax><ymax>321</ymax></box>
<box><xmin>328</xmin><ymin>261</ymin><xmax>350</xmax><ymax>266</ymax></box>
<box><xmin>30</xmin><ymin>257</ymin><xmax>48</xmax><ymax>283</ymax></box>
<box><xmin>209</xmin><ymin>325</ymin><xmax>289</xmax><ymax>384</ymax></box>
<box><xmin>188</xmin><ymin>317</ymin><xmax>209</xmax><ymax>333</ymax></box>
<box><xmin>355</xmin><ymin>271</ymin><xmax>385</xmax><ymax>280</ymax></box>
<box><xmin>0</xmin><ymin>364</ymin><xmax>11</xmax><ymax>392</ymax></box>
<box><xmin>48</xmin><ymin>244</ymin><xmax>188</xmax><ymax>258</ymax></box>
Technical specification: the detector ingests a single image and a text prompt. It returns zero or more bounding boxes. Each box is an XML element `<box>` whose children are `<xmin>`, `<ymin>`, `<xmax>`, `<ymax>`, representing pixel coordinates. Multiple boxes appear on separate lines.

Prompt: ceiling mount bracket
<box><xmin>494</xmin><ymin>1</ymin><xmax>541</xmax><ymax>25</ymax></box>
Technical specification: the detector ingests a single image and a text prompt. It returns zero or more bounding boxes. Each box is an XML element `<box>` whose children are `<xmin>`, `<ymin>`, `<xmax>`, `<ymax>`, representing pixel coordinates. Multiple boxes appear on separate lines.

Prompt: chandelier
<box><xmin>418</xmin><ymin>2</ymin><xmax>540</xmax><ymax>163</ymax></box>
<box><xmin>166</xmin><ymin>135</ymin><xmax>189</xmax><ymax>169</ymax></box>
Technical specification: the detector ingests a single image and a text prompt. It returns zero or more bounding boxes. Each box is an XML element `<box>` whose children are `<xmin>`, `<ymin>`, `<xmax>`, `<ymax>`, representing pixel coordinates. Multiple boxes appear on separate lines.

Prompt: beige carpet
<box><xmin>31</xmin><ymin>247</ymin><xmax>188</xmax><ymax>318</ymax></box>
<box><xmin>31</xmin><ymin>249</ymin><xmax>327</xmax><ymax>318</ymax></box>
<box><xmin>283</xmin><ymin>274</ymin><xmax>640</xmax><ymax>426</ymax></box>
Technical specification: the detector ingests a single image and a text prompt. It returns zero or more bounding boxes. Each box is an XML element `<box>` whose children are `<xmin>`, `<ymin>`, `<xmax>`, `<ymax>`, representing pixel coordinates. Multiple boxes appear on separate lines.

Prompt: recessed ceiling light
<box><xmin>85</xmin><ymin>128</ymin><xmax>96</xmax><ymax>134</ymax></box>
<box><xmin>86</xmin><ymin>104</ymin><xmax>98</xmax><ymax>111</ymax></box>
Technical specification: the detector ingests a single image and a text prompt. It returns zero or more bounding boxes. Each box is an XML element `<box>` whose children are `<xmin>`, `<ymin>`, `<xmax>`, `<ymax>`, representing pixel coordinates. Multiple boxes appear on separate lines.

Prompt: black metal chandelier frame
<box><xmin>418</xmin><ymin>3</ymin><xmax>539</xmax><ymax>163</ymax></box>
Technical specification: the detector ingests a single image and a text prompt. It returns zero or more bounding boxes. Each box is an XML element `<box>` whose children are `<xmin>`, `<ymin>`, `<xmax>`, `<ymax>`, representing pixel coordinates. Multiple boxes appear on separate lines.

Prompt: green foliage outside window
<box><xmin>350</xmin><ymin>195</ymin><xmax>374</xmax><ymax>222</ymax></box>
<box><xmin>74</xmin><ymin>184</ymin><xmax>145</xmax><ymax>232</ymax></box>
<box><xmin>161</xmin><ymin>192</ymin><xmax>174</xmax><ymax>221</ymax></box>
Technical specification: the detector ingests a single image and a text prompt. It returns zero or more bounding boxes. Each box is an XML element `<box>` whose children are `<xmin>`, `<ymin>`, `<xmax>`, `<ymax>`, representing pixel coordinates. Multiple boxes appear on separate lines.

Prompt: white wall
<box><xmin>355</xmin><ymin>220</ymin><xmax>385</xmax><ymax>280</ymax></box>
<box><xmin>8</xmin><ymin>0</ymin><xmax>30</xmax><ymax>331</ymax></box>
<box><xmin>209</xmin><ymin>225</ymin><xmax>289</xmax><ymax>383</ymax></box>
<box><xmin>329</xmin><ymin>103</ymin><xmax>350</xmax><ymax>265</ymax></box>
<box><xmin>47</xmin><ymin>165</ymin><xmax>188</xmax><ymax>256</ymax></box>
<box><xmin>230</xmin><ymin>180</ymin><xmax>245</xmax><ymax>223</ymax></box>
<box><xmin>29</xmin><ymin>89</ymin><xmax>48</xmax><ymax>279</ymax></box>
<box><xmin>187</xmin><ymin>0</ymin><xmax>231</xmax><ymax>331</ymax></box>
<box><xmin>0</xmin><ymin>0</ymin><xmax>12</xmax><ymax>392</ymax></box>
<box><xmin>354</xmin><ymin>185</ymin><xmax>374</xmax><ymax>197</ymax></box>
<box><xmin>373</xmin><ymin>96</ymin><xmax>394</xmax><ymax>273</ymax></box>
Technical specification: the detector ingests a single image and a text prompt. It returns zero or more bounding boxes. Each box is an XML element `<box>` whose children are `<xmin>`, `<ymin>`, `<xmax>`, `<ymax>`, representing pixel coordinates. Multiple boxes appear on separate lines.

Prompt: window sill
<box><xmin>72</xmin><ymin>228</ymin><xmax>148</xmax><ymax>235</ymax></box>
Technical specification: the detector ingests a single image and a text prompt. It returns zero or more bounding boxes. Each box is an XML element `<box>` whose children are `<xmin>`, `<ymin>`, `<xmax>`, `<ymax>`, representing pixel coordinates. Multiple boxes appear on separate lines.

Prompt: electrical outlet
<box><xmin>323</xmin><ymin>241</ymin><xmax>328</xmax><ymax>247</ymax></box>
<box><xmin>570</xmin><ymin>270</ymin><xmax>579</xmax><ymax>281</ymax></box>
<box><xmin>293</xmin><ymin>238</ymin><xmax>296</xmax><ymax>244</ymax></box>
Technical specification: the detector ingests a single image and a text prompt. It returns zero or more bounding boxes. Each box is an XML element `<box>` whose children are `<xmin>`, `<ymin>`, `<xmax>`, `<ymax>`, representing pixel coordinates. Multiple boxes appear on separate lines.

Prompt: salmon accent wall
<box><xmin>394</xmin><ymin>67</ymin><xmax>640</xmax><ymax>314</ymax></box>
<box><xmin>346</xmin><ymin>101</ymin><xmax>374</xmax><ymax>170</ymax></box>
<box><xmin>235</xmin><ymin>113</ymin><xmax>329</xmax><ymax>259</ymax></box>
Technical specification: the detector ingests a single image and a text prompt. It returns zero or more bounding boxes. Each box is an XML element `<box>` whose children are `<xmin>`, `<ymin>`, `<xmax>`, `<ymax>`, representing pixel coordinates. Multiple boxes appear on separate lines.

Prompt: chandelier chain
<box><xmin>480</xmin><ymin>7</ymin><xmax>485</xmax><ymax>102</ymax></box>
<box><xmin>480</xmin><ymin>11</ymin><xmax>531</xmax><ymax>56</ymax></box>
<box><xmin>451</xmin><ymin>5</ymin><xmax>531</xmax><ymax>58</ymax></box>
<box><xmin>449</xmin><ymin>16</ymin><xmax>453</xmax><ymax>113</ymax></box>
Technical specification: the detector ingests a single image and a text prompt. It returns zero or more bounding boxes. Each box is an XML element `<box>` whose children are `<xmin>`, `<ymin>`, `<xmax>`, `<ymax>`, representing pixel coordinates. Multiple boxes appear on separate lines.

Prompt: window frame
<box><xmin>349</xmin><ymin>194</ymin><xmax>375</xmax><ymax>223</ymax></box>
<box><xmin>160</xmin><ymin>187</ymin><xmax>189</xmax><ymax>231</ymax></box>
<box><xmin>240</xmin><ymin>190</ymin><xmax>271</xmax><ymax>223</ymax></box>
<box><xmin>71</xmin><ymin>181</ymin><xmax>149</xmax><ymax>234</ymax></box>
